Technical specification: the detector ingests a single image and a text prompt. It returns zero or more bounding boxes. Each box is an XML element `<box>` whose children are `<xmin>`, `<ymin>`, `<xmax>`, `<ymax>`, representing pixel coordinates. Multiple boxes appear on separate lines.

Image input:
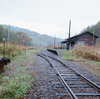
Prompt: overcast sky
<box><xmin>0</xmin><ymin>0</ymin><xmax>100</xmax><ymax>39</ymax></box>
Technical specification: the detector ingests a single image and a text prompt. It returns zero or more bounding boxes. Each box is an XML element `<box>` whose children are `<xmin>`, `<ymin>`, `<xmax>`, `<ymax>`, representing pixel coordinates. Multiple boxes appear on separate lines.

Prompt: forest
<box><xmin>0</xmin><ymin>25</ymin><xmax>33</xmax><ymax>46</ymax></box>
<box><xmin>81</xmin><ymin>21</ymin><xmax>100</xmax><ymax>37</ymax></box>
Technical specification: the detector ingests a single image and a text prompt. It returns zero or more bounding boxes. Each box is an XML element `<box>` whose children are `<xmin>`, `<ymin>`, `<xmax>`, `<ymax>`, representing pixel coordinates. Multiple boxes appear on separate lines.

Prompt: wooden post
<box><xmin>67</xmin><ymin>20</ymin><xmax>71</xmax><ymax>50</ymax></box>
<box><xmin>61</xmin><ymin>43</ymin><xmax>62</xmax><ymax>49</ymax></box>
<box><xmin>54</xmin><ymin>36</ymin><xmax>56</xmax><ymax>49</ymax></box>
<box><xmin>3</xmin><ymin>38</ymin><xmax>5</xmax><ymax>58</ymax></box>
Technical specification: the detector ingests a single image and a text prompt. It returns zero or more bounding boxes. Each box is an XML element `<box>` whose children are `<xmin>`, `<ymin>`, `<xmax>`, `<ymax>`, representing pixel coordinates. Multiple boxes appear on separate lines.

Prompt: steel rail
<box><xmin>38</xmin><ymin>49</ymin><xmax>100</xmax><ymax>97</ymax></box>
<box><xmin>56</xmin><ymin>58</ymin><xmax>100</xmax><ymax>93</ymax></box>
<box><xmin>37</xmin><ymin>54</ymin><xmax>52</xmax><ymax>66</ymax></box>
<box><xmin>43</xmin><ymin>53</ymin><xmax>100</xmax><ymax>93</ymax></box>
<box><xmin>38</xmin><ymin>53</ymin><xmax>77</xmax><ymax>99</ymax></box>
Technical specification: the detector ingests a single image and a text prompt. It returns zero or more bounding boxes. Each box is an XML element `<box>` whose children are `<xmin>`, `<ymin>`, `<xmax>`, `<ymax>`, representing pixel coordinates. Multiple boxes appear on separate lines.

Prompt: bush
<box><xmin>0</xmin><ymin>43</ymin><xmax>23</xmax><ymax>57</ymax></box>
<box><xmin>71</xmin><ymin>45</ymin><xmax>100</xmax><ymax>61</ymax></box>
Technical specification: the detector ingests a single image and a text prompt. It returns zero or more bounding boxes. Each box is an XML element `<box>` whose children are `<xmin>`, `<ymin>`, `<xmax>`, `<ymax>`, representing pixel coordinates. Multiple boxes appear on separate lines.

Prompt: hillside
<box><xmin>81</xmin><ymin>21</ymin><xmax>100</xmax><ymax>37</ymax></box>
<box><xmin>2</xmin><ymin>25</ymin><xmax>63</xmax><ymax>47</ymax></box>
<box><xmin>81</xmin><ymin>21</ymin><xmax>100</xmax><ymax>44</ymax></box>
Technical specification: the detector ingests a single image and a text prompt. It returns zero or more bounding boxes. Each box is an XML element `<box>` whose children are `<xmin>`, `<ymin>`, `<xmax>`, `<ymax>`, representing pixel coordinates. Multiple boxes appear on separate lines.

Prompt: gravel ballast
<box><xmin>24</xmin><ymin>55</ymin><xmax>68</xmax><ymax>99</ymax></box>
<box><xmin>23</xmin><ymin>50</ymin><xmax>100</xmax><ymax>99</ymax></box>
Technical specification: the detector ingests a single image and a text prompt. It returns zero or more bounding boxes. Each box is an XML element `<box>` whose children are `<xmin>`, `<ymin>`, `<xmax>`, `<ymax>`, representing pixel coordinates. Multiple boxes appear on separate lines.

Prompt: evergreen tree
<box><xmin>81</xmin><ymin>21</ymin><xmax>100</xmax><ymax>37</ymax></box>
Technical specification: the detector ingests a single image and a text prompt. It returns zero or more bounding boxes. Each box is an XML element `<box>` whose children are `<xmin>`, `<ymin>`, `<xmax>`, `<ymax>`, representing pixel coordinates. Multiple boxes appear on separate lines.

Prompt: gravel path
<box><xmin>23</xmin><ymin>50</ymin><xmax>100</xmax><ymax>99</ymax></box>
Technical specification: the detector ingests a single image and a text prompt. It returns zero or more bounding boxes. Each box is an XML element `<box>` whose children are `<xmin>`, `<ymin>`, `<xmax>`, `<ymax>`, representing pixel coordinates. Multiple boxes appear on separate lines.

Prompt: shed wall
<box><xmin>78</xmin><ymin>34</ymin><xmax>96</xmax><ymax>46</ymax></box>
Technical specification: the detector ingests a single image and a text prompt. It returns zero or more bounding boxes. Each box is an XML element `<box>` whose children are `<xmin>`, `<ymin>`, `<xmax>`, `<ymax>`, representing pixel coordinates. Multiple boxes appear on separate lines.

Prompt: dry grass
<box><xmin>63</xmin><ymin>49</ymin><xmax>100</xmax><ymax>76</ymax></box>
<box><xmin>0</xmin><ymin>43</ymin><xmax>38</xmax><ymax>58</ymax></box>
<box><xmin>46</xmin><ymin>46</ymin><xmax>61</xmax><ymax>49</ymax></box>
<box><xmin>71</xmin><ymin>45</ymin><xmax>100</xmax><ymax>61</ymax></box>
<box><xmin>68</xmin><ymin>45</ymin><xmax>100</xmax><ymax>76</ymax></box>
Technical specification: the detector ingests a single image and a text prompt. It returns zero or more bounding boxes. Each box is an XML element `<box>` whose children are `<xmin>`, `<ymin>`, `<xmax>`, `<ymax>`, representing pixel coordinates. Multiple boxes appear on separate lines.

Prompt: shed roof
<box><xmin>61</xmin><ymin>31</ymin><xmax>99</xmax><ymax>43</ymax></box>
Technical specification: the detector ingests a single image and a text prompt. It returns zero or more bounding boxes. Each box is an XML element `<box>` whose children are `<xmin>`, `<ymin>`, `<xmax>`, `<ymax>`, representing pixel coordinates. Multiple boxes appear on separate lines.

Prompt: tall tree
<box><xmin>14</xmin><ymin>32</ymin><xmax>33</xmax><ymax>45</ymax></box>
<box><xmin>0</xmin><ymin>25</ymin><xmax>33</xmax><ymax>45</ymax></box>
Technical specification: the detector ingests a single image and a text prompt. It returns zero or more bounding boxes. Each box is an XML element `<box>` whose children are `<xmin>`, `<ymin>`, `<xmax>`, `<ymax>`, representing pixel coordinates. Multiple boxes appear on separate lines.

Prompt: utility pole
<box><xmin>54</xmin><ymin>36</ymin><xmax>56</xmax><ymax>49</ymax></box>
<box><xmin>3</xmin><ymin>38</ymin><xmax>5</xmax><ymax>58</ymax></box>
<box><xmin>8</xmin><ymin>25</ymin><xmax>10</xmax><ymax>42</ymax></box>
<box><xmin>93</xmin><ymin>31</ymin><xmax>94</xmax><ymax>43</ymax></box>
<box><xmin>67</xmin><ymin>20</ymin><xmax>71</xmax><ymax>50</ymax></box>
<box><xmin>24</xmin><ymin>37</ymin><xmax>27</xmax><ymax>54</ymax></box>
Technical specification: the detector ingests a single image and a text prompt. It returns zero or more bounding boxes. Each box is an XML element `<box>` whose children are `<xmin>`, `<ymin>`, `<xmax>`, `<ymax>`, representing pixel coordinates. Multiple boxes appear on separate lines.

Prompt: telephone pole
<box><xmin>8</xmin><ymin>24</ymin><xmax>10</xmax><ymax>42</ymax></box>
<box><xmin>54</xmin><ymin>35</ymin><xmax>56</xmax><ymax>49</ymax></box>
<box><xmin>67</xmin><ymin>20</ymin><xmax>71</xmax><ymax>50</ymax></box>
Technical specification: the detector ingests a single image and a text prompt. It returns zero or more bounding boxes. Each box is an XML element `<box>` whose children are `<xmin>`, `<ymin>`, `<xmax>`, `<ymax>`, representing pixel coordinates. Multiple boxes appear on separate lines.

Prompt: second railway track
<box><xmin>37</xmin><ymin>49</ymin><xmax>100</xmax><ymax>99</ymax></box>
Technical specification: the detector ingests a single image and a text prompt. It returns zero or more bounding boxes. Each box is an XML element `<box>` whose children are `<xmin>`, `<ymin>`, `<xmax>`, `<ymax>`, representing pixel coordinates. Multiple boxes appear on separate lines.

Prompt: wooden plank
<box><xmin>56</xmin><ymin>93</ymin><xmax>100</xmax><ymax>96</ymax></box>
<box><xmin>56</xmin><ymin>93</ymin><xmax>67</xmax><ymax>95</ymax></box>
<box><xmin>64</xmin><ymin>78</ymin><xmax>82</xmax><ymax>81</ymax></box>
<box><xmin>53</xmin><ymin>85</ymin><xmax>91</xmax><ymax>88</ymax></box>
<box><xmin>60</xmin><ymin>74</ymin><xmax>75</xmax><ymax>76</ymax></box>
<box><xmin>75</xmin><ymin>93</ymin><xmax>100</xmax><ymax>96</ymax></box>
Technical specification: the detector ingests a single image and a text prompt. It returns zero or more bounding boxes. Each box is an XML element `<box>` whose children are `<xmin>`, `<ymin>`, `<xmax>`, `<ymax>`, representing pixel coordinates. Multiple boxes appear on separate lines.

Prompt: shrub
<box><xmin>71</xmin><ymin>45</ymin><xmax>100</xmax><ymax>61</ymax></box>
<box><xmin>0</xmin><ymin>43</ymin><xmax>36</xmax><ymax>58</ymax></box>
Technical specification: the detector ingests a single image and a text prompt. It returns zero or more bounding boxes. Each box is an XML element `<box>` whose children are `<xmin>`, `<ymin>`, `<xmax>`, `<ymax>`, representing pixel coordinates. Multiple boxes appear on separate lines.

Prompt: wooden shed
<box><xmin>61</xmin><ymin>31</ymin><xmax>99</xmax><ymax>50</ymax></box>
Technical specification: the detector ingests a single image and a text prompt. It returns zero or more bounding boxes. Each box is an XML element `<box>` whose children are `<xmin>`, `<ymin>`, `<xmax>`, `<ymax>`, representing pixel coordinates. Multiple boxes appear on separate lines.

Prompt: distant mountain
<box><xmin>2</xmin><ymin>25</ymin><xmax>63</xmax><ymax>47</ymax></box>
<box><xmin>2</xmin><ymin>25</ymin><xmax>40</xmax><ymax>37</ymax></box>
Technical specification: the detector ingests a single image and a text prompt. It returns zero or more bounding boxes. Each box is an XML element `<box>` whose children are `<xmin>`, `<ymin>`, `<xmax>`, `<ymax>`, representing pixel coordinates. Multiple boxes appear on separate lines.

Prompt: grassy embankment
<box><xmin>0</xmin><ymin>43</ymin><xmax>40</xmax><ymax>99</ymax></box>
<box><xmin>62</xmin><ymin>45</ymin><xmax>100</xmax><ymax>77</ymax></box>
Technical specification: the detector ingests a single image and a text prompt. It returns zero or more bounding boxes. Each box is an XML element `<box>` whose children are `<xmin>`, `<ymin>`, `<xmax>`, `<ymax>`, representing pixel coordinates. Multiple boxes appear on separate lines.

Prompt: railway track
<box><xmin>38</xmin><ymin>49</ymin><xmax>100</xmax><ymax>99</ymax></box>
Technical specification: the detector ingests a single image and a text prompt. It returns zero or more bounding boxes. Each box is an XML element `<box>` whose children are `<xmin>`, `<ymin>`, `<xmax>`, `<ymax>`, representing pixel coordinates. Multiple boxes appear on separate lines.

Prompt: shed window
<box><xmin>77</xmin><ymin>41</ymin><xmax>85</xmax><ymax>45</ymax></box>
